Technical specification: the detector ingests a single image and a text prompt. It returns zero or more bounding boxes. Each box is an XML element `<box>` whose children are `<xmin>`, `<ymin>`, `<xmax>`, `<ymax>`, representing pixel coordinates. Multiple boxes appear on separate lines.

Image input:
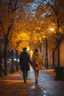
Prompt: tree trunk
<box><xmin>4</xmin><ymin>40</ymin><xmax>7</xmax><ymax>76</ymax></box>
<box><xmin>52</xmin><ymin>48</ymin><xmax>55</xmax><ymax>68</ymax></box>
<box><xmin>0</xmin><ymin>58</ymin><xmax>3</xmax><ymax>77</ymax></box>
<box><xmin>45</xmin><ymin>38</ymin><xmax>48</xmax><ymax>69</ymax></box>
<box><xmin>16</xmin><ymin>50</ymin><xmax>18</xmax><ymax>71</ymax></box>
<box><xmin>10</xmin><ymin>50</ymin><xmax>15</xmax><ymax>73</ymax></box>
<box><xmin>0</xmin><ymin>46</ymin><xmax>3</xmax><ymax>77</ymax></box>
<box><xmin>57</xmin><ymin>42</ymin><xmax>60</xmax><ymax>66</ymax></box>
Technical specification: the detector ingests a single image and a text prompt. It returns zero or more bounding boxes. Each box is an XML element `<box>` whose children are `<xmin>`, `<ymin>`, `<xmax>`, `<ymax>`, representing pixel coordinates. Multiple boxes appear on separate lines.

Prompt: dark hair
<box><xmin>23</xmin><ymin>47</ymin><xmax>27</xmax><ymax>51</ymax></box>
<box><xmin>34</xmin><ymin>48</ymin><xmax>38</xmax><ymax>52</ymax></box>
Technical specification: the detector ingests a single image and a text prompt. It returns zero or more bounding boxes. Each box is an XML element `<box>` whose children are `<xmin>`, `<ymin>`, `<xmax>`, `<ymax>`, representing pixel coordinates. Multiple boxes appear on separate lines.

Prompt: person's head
<box><xmin>34</xmin><ymin>48</ymin><xmax>38</xmax><ymax>53</ymax></box>
<box><xmin>23</xmin><ymin>47</ymin><xmax>27</xmax><ymax>51</ymax></box>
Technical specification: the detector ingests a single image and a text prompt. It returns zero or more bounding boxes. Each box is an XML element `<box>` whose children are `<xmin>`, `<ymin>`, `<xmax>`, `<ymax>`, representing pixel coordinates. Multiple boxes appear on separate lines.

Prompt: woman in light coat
<box><xmin>32</xmin><ymin>48</ymin><xmax>43</xmax><ymax>84</ymax></box>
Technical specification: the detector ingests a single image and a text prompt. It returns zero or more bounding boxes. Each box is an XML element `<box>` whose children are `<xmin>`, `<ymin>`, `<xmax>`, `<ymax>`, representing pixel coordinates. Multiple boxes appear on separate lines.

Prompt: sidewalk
<box><xmin>0</xmin><ymin>69</ymin><xmax>64</xmax><ymax>96</ymax></box>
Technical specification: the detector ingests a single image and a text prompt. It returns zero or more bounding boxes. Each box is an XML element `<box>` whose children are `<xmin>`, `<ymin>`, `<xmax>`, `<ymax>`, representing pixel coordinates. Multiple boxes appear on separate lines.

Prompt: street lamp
<box><xmin>27</xmin><ymin>47</ymin><xmax>30</xmax><ymax>51</ymax></box>
<box><xmin>50</xmin><ymin>28</ymin><xmax>54</xmax><ymax>31</ymax></box>
<box><xmin>50</xmin><ymin>27</ymin><xmax>55</xmax><ymax>68</ymax></box>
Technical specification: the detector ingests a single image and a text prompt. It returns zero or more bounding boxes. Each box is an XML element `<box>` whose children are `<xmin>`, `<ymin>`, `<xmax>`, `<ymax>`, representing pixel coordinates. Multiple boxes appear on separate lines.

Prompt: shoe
<box><xmin>24</xmin><ymin>79</ymin><xmax>26</xmax><ymax>83</ymax></box>
<box><xmin>35</xmin><ymin>80</ymin><xmax>38</xmax><ymax>84</ymax></box>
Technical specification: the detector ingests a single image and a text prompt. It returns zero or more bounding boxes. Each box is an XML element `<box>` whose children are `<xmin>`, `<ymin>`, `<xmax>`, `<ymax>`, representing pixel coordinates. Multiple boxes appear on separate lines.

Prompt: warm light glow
<box><xmin>30</xmin><ymin>50</ymin><xmax>33</xmax><ymax>54</ymax></box>
<box><xmin>50</xmin><ymin>28</ymin><xmax>54</xmax><ymax>31</ymax></box>
<box><xmin>42</xmin><ymin>35</ymin><xmax>47</xmax><ymax>38</ymax></box>
<box><xmin>27</xmin><ymin>47</ymin><xmax>30</xmax><ymax>51</ymax></box>
<box><xmin>30</xmin><ymin>50</ymin><xmax>33</xmax><ymax>58</ymax></box>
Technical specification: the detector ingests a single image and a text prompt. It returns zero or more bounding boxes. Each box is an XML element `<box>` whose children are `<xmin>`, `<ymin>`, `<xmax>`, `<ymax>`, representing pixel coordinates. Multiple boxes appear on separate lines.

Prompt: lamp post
<box><xmin>50</xmin><ymin>27</ymin><xmax>55</xmax><ymax>68</ymax></box>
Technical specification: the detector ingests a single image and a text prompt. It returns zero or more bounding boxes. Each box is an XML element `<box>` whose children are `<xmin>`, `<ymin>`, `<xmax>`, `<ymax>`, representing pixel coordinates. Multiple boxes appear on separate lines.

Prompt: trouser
<box><xmin>34</xmin><ymin>70</ymin><xmax>39</xmax><ymax>81</ymax></box>
<box><xmin>23</xmin><ymin>70</ymin><xmax>28</xmax><ymax>83</ymax></box>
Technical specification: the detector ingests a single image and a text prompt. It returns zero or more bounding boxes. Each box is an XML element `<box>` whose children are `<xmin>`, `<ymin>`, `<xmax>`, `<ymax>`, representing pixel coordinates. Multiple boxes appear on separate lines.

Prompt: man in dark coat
<box><xmin>19</xmin><ymin>47</ymin><xmax>32</xmax><ymax>83</ymax></box>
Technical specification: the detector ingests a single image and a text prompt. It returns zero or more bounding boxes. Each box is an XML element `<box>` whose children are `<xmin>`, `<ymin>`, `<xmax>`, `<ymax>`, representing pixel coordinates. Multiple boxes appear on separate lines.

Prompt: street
<box><xmin>0</xmin><ymin>68</ymin><xmax>64</xmax><ymax>96</ymax></box>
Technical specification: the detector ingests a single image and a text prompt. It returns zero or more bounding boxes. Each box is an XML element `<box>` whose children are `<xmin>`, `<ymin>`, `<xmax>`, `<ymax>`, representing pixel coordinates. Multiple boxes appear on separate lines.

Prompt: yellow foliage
<box><xmin>17</xmin><ymin>32</ymin><xmax>30</xmax><ymax>41</ymax></box>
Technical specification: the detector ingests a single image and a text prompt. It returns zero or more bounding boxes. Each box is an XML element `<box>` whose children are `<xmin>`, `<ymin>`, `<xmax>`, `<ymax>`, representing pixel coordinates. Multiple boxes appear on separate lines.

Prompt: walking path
<box><xmin>0</xmin><ymin>68</ymin><xmax>64</xmax><ymax>96</ymax></box>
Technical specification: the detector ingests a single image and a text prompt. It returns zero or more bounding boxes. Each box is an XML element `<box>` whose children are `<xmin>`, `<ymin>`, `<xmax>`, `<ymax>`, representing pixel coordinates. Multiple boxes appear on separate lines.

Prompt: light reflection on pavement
<box><xmin>0</xmin><ymin>68</ymin><xmax>64</xmax><ymax>96</ymax></box>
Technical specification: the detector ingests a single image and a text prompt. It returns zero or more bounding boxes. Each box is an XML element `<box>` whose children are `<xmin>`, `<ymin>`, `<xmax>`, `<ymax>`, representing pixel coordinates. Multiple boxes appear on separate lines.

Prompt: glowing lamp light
<box><xmin>30</xmin><ymin>50</ymin><xmax>33</xmax><ymax>58</ymax></box>
<box><xmin>50</xmin><ymin>28</ymin><xmax>54</xmax><ymax>31</ymax></box>
<box><xmin>30</xmin><ymin>51</ymin><xmax>33</xmax><ymax>54</ymax></box>
<box><xmin>27</xmin><ymin>47</ymin><xmax>30</xmax><ymax>51</ymax></box>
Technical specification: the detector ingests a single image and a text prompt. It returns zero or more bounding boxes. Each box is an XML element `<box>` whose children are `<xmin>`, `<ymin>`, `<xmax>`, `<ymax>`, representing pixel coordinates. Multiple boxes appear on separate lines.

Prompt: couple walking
<box><xmin>19</xmin><ymin>47</ymin><xmax>43</xmax><ymax>84</ymax></box>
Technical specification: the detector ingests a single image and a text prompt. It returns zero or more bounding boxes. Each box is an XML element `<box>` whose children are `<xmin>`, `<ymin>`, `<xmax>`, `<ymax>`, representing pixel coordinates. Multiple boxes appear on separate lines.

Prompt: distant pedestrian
<box><xmin>32</xmin><ymin>48</ymin><xmax>43</xmax><ymax>84</ymax></box>
<box><xmin>19</xmin><ymin>47</ymin><xmax>32</xmax><ymax>83</ymax></box>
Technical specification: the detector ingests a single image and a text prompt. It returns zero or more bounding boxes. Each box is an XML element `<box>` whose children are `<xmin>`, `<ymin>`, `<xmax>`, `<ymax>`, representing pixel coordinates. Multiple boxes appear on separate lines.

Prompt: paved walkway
<box><xmin>0</xmin><ymin>68</ymin><xmax>64</xmax><ymax>96</ymax></box>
